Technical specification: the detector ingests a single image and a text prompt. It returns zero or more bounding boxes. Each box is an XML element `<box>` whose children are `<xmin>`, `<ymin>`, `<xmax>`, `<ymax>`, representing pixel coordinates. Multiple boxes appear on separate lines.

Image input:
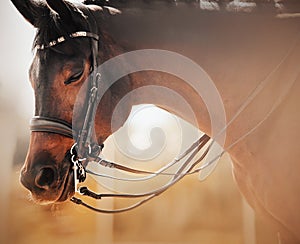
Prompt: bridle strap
<box><xmin>74</xmin><ymin>6</ymin><xmax>103</xmax><ymax>158</ymax></box>
<box><xmin>31</xmin><ymin>29</ymin><xmax>100</xmax><ymax>141</ymax></box>
<box><xmin>76</xmin><ymin>37</ymin><xmax>101</xmax><ymax>156</ymax></box>
<box><xmin>30</xmin><ymin>116</ymin><xmax>74</xmax><ymax>138</ymax></box>
<box><xmin>36</xmin><ymin>31</ymin><xmax>99</xmax><ymax>50</ymax></box>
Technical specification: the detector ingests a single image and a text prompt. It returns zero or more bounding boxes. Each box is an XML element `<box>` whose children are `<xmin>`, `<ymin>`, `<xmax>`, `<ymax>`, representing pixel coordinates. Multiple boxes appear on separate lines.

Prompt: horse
<box><xmin>11</xmin><ymin>0</ymin><xmax>300</xmax><ymax>243</ymax></box>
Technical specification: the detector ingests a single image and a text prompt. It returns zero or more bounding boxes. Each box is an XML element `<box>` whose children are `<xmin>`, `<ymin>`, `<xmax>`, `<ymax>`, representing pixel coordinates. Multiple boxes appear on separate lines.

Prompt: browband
<box><xmin>36</xmin><ymin>31</ymin><xmax>99</xmax><ymax>50</ymax></box>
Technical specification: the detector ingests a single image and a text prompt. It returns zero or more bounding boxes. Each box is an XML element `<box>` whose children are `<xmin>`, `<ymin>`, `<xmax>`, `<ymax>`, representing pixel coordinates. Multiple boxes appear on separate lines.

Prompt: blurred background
<box><xmin>0</xmin><ymin>1</ymin><xmax>278</xmax><ymax>244</ymax></box>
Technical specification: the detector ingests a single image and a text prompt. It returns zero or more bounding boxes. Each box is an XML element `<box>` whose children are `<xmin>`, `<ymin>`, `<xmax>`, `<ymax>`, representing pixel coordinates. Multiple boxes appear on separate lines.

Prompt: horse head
<box><xmin>12</xmin><ymin>0</ymin><xmax>130</xmax><ymax>204</ymax></box>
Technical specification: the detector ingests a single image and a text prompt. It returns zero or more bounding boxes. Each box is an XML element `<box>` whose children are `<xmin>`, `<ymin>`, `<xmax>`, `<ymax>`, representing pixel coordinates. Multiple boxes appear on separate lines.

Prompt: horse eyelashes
<box><xmin>64</xmin><ymin>70</ymin><xmax>84</xmax><ymax>85</ymax></box>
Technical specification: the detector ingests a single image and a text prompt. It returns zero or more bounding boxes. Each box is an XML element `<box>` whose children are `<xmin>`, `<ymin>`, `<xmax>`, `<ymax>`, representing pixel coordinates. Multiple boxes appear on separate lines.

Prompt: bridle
<box><xmin>31</xmin><ymin>28</ymin><xmax>102</xmax><ymax>179</ymax></box>
<box><xmin>29</xmin><ymin>8</ymin><xmax>300</xmax><ymax>213</ymax></box>
<box><xmin>29</xmin><ymin>24</ymin><xmax>215</xmax><ymax>213</ymax></box>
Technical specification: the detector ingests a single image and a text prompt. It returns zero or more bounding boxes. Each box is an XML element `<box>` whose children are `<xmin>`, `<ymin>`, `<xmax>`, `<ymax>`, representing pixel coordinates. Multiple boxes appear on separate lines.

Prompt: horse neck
<box><xmin>99</xmin><ymin>8</ymin><xmax>300</xmax><ymax>149</ymax></box>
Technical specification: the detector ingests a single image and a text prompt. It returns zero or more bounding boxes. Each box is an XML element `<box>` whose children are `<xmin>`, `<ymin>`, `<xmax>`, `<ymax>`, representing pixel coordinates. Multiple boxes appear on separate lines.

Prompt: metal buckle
<box><xmin>70</xmin><ymin>143</ymin><xmax>87</xmax><ymax>193</ymax></box>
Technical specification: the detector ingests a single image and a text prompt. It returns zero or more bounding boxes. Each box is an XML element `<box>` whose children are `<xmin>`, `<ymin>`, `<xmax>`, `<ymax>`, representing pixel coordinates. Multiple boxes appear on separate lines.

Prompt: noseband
<box><xmin>30</xmin><ymin>116</ymin><xmax>73</xmax><ymax>138</ymax></box>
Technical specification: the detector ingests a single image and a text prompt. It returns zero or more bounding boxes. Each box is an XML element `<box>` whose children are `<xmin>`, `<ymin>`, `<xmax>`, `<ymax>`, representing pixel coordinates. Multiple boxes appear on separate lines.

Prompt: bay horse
<box><xmin>11</xmin><ymin>0</ymin><xmax>300</xmax><ymax>243</ymax></box>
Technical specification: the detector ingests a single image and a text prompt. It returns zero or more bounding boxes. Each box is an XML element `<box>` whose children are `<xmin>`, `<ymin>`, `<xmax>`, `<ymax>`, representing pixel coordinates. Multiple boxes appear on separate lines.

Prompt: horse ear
<box><xmin>11</xmin><ymin>0</ymin><xmax>45</xmax><ymax>27</ymax></box>
<box><xmin>45</xmin><ymin>0</ymin><xmax>74</xmax><ymax>25</ymax></box>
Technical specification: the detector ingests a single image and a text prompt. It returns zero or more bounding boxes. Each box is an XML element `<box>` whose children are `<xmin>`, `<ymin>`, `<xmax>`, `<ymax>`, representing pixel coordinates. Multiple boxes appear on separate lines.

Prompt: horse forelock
<box><xmin>33</xmin><ymin>2</ymin><xmax>97</xmax><ymax>54</ymax></box>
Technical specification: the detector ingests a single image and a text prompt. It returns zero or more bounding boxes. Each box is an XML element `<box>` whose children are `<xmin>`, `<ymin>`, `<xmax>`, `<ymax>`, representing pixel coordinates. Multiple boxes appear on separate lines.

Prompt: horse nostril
<box><xmin>35</xmin><ymin>167</ymin><xmax>56</xmax><ymax>190</ymax></box>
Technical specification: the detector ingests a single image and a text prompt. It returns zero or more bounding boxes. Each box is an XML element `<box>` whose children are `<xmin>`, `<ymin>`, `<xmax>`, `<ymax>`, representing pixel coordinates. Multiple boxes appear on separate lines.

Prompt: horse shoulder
<box><xmin>230</xmin><ymin>80</ymin><xmax>300</xmax><ymax>242</ymax></box>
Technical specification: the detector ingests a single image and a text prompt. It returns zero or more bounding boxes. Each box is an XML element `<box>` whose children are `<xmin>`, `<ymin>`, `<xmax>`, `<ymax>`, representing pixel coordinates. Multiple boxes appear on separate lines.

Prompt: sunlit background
<box><xmin>0</xmin><ymin>1</ymin><xmax>280</xmax><ymax>244</ymax></box>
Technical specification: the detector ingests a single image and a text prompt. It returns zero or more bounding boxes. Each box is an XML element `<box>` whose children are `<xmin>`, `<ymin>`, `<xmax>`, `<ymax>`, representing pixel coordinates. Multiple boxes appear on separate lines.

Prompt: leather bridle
<box><xmin>29</xmin><ymin>25</ymin><xmax>214</xmax><ymax>213</ymax></box>
<box><xmin>31</xmin><ymin>28</ymin><xmax>102</xmax><ymax>178</ymax></box>
<box><xmin>30</xmin><ymin>14</ymin><xmax>207</xmax><ymax>213</ymax></box>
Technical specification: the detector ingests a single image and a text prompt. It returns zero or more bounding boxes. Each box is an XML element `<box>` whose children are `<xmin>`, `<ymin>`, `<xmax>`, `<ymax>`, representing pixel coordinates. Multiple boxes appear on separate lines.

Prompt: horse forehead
<box><xmin>30</xmin><ymin>50</ymin><xmax>84</xmax><ymax>84</ymax></box>
<box><xmin>30</xmin><ymin>51</ymin><xmax>58</xmax><ymax>74</ymax></box>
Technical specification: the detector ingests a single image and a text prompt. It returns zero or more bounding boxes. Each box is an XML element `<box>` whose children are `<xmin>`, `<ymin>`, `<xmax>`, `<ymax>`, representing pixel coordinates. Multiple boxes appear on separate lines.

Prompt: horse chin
<box><xmin>56</xmin><ymin>170</ymin><xmax>75</xmax><ymax>202</ymax></box>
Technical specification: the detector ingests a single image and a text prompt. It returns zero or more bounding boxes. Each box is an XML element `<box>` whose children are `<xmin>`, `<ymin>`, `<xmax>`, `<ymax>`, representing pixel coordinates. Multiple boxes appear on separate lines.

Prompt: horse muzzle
<box><xmin>19</xmin><ymin>137</ymin><xmax>75</xmax><ymax>204</ymax></box>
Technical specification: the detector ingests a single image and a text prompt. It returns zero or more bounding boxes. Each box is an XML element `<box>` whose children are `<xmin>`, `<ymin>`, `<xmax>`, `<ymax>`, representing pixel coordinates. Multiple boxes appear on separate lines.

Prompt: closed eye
<box><xmin>64</xmin><ymin>70</ymin><xmax>84</xmax><ymax>85</ymax></box>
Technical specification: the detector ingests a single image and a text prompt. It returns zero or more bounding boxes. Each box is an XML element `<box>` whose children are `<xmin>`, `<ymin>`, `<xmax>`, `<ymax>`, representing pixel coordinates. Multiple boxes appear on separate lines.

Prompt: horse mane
<box><xmin>84</xmin><ymin>0</ymin><xmax>300</xmax><ymax>14</ymax></box>
<box><xmin>34</xmin><ymin>0</ymin><xmax>300</xmax><ymax>48</ymax></box>
<box><xmin>33</xmin><ymin>0</ymin><xmax>300</xmax><ymax>55</ymax></box>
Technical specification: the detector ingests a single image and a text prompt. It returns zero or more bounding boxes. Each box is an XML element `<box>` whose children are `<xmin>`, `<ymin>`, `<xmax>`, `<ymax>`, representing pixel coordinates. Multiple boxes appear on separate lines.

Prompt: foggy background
<box><xmin>0</xmin><ymin>1</ymin><xmax>279</xmax><ymax>244</ymax></box>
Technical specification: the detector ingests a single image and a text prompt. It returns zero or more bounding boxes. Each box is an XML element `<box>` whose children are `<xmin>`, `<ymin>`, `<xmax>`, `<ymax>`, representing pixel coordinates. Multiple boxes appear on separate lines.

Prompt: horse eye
<box><xmin>64</xmin><ymin>70</ymin><xmax>84</xmax><ymax>85</ymax></box>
